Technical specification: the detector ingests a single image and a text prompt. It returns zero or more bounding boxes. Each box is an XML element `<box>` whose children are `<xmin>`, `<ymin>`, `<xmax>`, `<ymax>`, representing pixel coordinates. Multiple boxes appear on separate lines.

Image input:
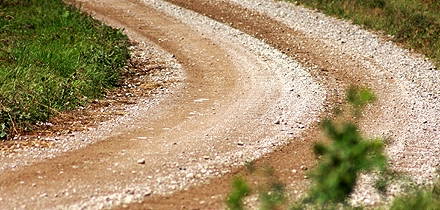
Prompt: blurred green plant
<box><xmin>346</xmin><ymin>86</ymin><xmax>375</xmax><ymax>116</ymax></box>
<box><xmin>226</xmin><ymin>177</ymin><xmax>251</xmax><ymax>210</ymax></box>
<box><xmin>305</xmin><ymin>87</ymin><xmax>387</xmax><ymax>206</ymax></box>
<box><xmin>390</xmin><ymin>180</ymin><xmax>440</xmax><ymax>210</ymax></box>
<box><xmin>259</xmin><ymin>182</ymin><xmax>285</xmax><ymax>210</ymax></box>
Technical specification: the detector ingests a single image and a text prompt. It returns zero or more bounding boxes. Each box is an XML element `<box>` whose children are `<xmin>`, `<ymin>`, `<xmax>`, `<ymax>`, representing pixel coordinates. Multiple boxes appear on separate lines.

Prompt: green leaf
<box><xmin>62</xmin><ymin>11</ymin><xmax>70</xmax><ymax>18</ymax></box>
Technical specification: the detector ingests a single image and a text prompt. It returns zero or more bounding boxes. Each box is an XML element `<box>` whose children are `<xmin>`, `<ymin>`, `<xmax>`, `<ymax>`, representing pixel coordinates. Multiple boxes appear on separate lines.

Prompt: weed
<box><xmin>307</xmin><ymin>120</ymin><xmax>387</xmax><ymax>205</ymax></box>
<box><xmin>226</xmin><ymin>177</ymin><xmax>251</xmax><ymax>210</ymax></box>
<box><xmin>346</xmin><ymin>86</ymin><xmax>375</xmax><ymax>109</ymax></box>
<box><xmin>304</xmin><ymin>88</ymin><xmax>386</xmax><ymax>206</ymax></box>
<box><xmin>390</xmin><ymin>180</ymin><xmax>440</xmax><ymax>210</ymax></box>
<box><xmin>259</xmin><ymin>182</ymin><xmax>285</xmax><ymax>210</ymax></box>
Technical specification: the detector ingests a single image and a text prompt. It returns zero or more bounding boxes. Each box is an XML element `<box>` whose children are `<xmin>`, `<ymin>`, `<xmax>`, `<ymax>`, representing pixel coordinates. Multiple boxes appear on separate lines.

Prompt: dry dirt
<box><xmin>0</xmin><ymin>0</ymin><xmax>439</xmax><ymax>209</ymax></box>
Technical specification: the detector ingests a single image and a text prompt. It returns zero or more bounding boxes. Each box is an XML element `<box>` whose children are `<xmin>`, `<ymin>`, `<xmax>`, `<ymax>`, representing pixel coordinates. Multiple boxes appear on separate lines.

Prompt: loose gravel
<box><xmin>1</xmin><ymin>0</ymin><xmax>439</xmax><ymax>208</ymax></box>
<box><xmin>229</xmin><ymin>0</ymin><xmax>440</xmax><ymax>205</ymax></box>
<box><xmin>0</xmin><ymin>41</ymin><xmax>184</xmax><ymax>172</ymax></box>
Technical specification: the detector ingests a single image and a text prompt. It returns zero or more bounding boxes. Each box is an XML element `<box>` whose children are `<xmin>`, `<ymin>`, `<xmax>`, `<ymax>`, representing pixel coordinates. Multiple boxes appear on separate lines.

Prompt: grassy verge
<box><xmin>286</xmin><ymin>0</ymin><xmax>440</xmax><ymax>68</ymax></box>
<box><xmin>0</xmin><ymin>0</ymin><xmax>130</xmax><ymax>138</ymax></box>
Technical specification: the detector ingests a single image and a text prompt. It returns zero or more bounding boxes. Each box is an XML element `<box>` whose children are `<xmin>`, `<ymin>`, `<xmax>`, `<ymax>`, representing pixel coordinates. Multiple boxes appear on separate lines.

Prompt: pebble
<box><xmin>137</xmin><ymin>159</ymin><xmax>146</xmax><ymax>164</ymax></box>
<box><xmin>123</xmin><ymin>196</ymin><xmax>133</xmax><ymax>204</ymax></box>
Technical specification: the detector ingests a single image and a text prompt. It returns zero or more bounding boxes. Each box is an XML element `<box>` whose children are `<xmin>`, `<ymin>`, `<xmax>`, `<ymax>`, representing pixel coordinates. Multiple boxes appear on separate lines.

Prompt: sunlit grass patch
<box><xmin>0</xmin><ymin>0</ymin><xmax>130</xmax><ymax>138</ymax></box>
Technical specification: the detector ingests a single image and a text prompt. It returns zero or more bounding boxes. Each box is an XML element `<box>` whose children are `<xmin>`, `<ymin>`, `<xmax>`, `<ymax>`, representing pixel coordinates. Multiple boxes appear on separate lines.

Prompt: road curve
<box><xmin>0</xmin><ymin>0</ymin><xmax>323</xmax><ymax>209</ymax></box>
<box><xmin>0</xmin><ymin>0</ymin><xmax>439</xmax><ymax>209</ymax></box>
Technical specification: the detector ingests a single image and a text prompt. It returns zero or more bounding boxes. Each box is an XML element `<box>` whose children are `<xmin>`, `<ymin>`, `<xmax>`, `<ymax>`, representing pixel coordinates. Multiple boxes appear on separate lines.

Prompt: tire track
<box><xmin>0</xmin><ymin>0</ymin><xmax>324</xmax><ymax>209</ymax></box>
<box><xmin>127</xmin><ymin>0</ymin><xmax>440</xmax><ymax>208</ymax></box>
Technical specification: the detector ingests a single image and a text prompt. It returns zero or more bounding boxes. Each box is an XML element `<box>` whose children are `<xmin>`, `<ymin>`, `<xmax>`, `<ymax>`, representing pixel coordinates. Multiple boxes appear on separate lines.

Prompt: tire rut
<box><xmin>0</xmin><ymin>0</ymin><xmax>324</xmax><ymax>209</ymax></box>
<box><xmin>1</xmin><ymin>0</ymin><xmax>438</xmax><ymax>209</ymax></box>
<box><xmin>124</xmin><ymin>0</ymin><xmax>440</xmax><ymax>209</ymax></box>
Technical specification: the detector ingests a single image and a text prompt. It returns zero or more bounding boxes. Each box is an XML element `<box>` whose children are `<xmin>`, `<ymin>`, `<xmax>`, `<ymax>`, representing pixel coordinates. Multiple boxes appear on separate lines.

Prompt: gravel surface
<box><xmin>1</xmin><ymin>0</ymin><xmax>439</xmax><ymax>209</ymax></box>
<box><xmin>229</xmin><ymin>0</ymin><xmax>440</xmax><ymax>205</ymax></box>
<box><xmin>0</xmin><ymin>41</ymin><xmax>184</xmax><ymax>172</ymax></box>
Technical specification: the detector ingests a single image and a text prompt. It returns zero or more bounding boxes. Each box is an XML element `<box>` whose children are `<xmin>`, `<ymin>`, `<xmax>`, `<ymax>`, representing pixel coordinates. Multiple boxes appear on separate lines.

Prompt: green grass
<box><xmin>0</xmin><ymin>0</ymin><xmax>130</xmax><ymax>138</ymax></box>
<box><xmin>226</xmin><ymin>177</ymin><xmax>251</xmax><ymax>210</ymax></box>
<box><xmin>390</xmin><ymin>180</ymin><xmax>440</xmax><ymax>210</ymax></box>
<box><xmin>286</xmin><ymin>0</ymin><xmax>440</xmax><ymax>68</ymax></box>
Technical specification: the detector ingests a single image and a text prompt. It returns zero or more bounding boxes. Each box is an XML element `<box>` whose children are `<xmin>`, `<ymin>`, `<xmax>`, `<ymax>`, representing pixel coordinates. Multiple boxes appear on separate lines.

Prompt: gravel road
<box><xmin>0</xmin><ymin>0</ymin><xmax>438</xmax><ymax>209</ymax></box>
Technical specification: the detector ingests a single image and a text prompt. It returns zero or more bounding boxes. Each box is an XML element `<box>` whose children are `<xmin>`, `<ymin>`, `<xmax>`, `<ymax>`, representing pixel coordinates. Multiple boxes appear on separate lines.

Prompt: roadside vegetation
<box><xmin>226</xmin><ymin>87</ymin><xmax>439</xmax><ymax>209</ymax></box>
<box><xmin>0</xmin><ymin>0</ymin><xmax>130</xmax><ymax>138</ymax></box>
<box><xmin>286</xmin><ymin>0</ymin><xmax>440</xmax><ymax>68</ymax></box>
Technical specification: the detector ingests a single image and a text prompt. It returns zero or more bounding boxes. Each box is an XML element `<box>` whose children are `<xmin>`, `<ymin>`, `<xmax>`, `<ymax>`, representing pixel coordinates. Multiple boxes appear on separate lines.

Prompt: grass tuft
<box><xmin>0</xmin><ymin>0</ymin><xmax>130</xmax><ymax>138</ymax></box>
<box><xmin>287</xmin><ymin>0</ymin><xmax>440</xmax><ymax>68</ymax></box>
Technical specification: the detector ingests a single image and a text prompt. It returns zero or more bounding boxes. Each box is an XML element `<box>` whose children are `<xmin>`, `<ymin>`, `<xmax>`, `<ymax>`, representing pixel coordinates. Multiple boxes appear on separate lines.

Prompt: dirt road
<box><xmin>1</xmin><ymin>0</ymin><xmax>439</xmax><ymax>209</ymax></box>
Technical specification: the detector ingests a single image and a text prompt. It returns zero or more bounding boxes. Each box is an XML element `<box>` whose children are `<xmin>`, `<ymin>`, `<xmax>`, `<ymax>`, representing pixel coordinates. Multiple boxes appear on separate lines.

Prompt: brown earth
<box><xmin>116</xmin><ymin>0</ymin><xmax>387</xmax><ymax>209</ymax></box>
<box><xmin>0</xmin><ymin>0</ymin><xmax>408</xmax><ymax>209</ymax></box>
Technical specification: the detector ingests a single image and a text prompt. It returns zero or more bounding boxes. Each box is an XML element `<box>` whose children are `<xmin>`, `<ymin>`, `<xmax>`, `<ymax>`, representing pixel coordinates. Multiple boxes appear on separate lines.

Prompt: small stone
<box><xmin>237</xmin><ymin>141</ymin><xmax>245</xmax><ymax>146</ymax></box>
<box><xmin>123</xmin><ymin>196</ymin><xmax>133</xmax><ymax>204</ymax></box>
<box><xmin>274</xmin><ymin>119</ymin><xmax>281</xmax><ymax>125</ymax></box>
<box><xmin>72</xmin><ymin>165</ymin><xmax>79</xmax><ymax>169</ymax></box>
<box><xmin>137</xmin><ymin>159</ymin><xmax>146</xmax><ymax>164</ymax></box>
<box><xmin>186</xmin><ymin>173</ymin><xmax>194</xmax><ymax>178</ymax></box>
<box><xmin>203</xmin><ymin>156</ymin><xmax>210</xmax><ymax>160</ymax></box>
<box><xmin>40</xmin><ymin>193</ymin><xmax>48</xmax><ymax>198</ymax></box>
<box><xmin>300</xmin><ymin>165</ymin><xmax>307</xmax><ymax>170</ymax></box>
<box><xmin>304</xmin><ymin>176</ymin><xmax>309</xmax><ymax>179</ymax></box>
<box><xmin>292</xmin><ymin>169</ymin><xmax>297</xmax><ymax>173</ymax></box>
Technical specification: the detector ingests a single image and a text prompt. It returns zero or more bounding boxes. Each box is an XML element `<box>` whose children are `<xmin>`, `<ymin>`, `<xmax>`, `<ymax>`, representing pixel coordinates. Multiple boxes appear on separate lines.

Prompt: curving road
<box><xmin>0</xmin><ymin>0</ymin><xmax>439</xmax><ymax>209</ymax></box>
